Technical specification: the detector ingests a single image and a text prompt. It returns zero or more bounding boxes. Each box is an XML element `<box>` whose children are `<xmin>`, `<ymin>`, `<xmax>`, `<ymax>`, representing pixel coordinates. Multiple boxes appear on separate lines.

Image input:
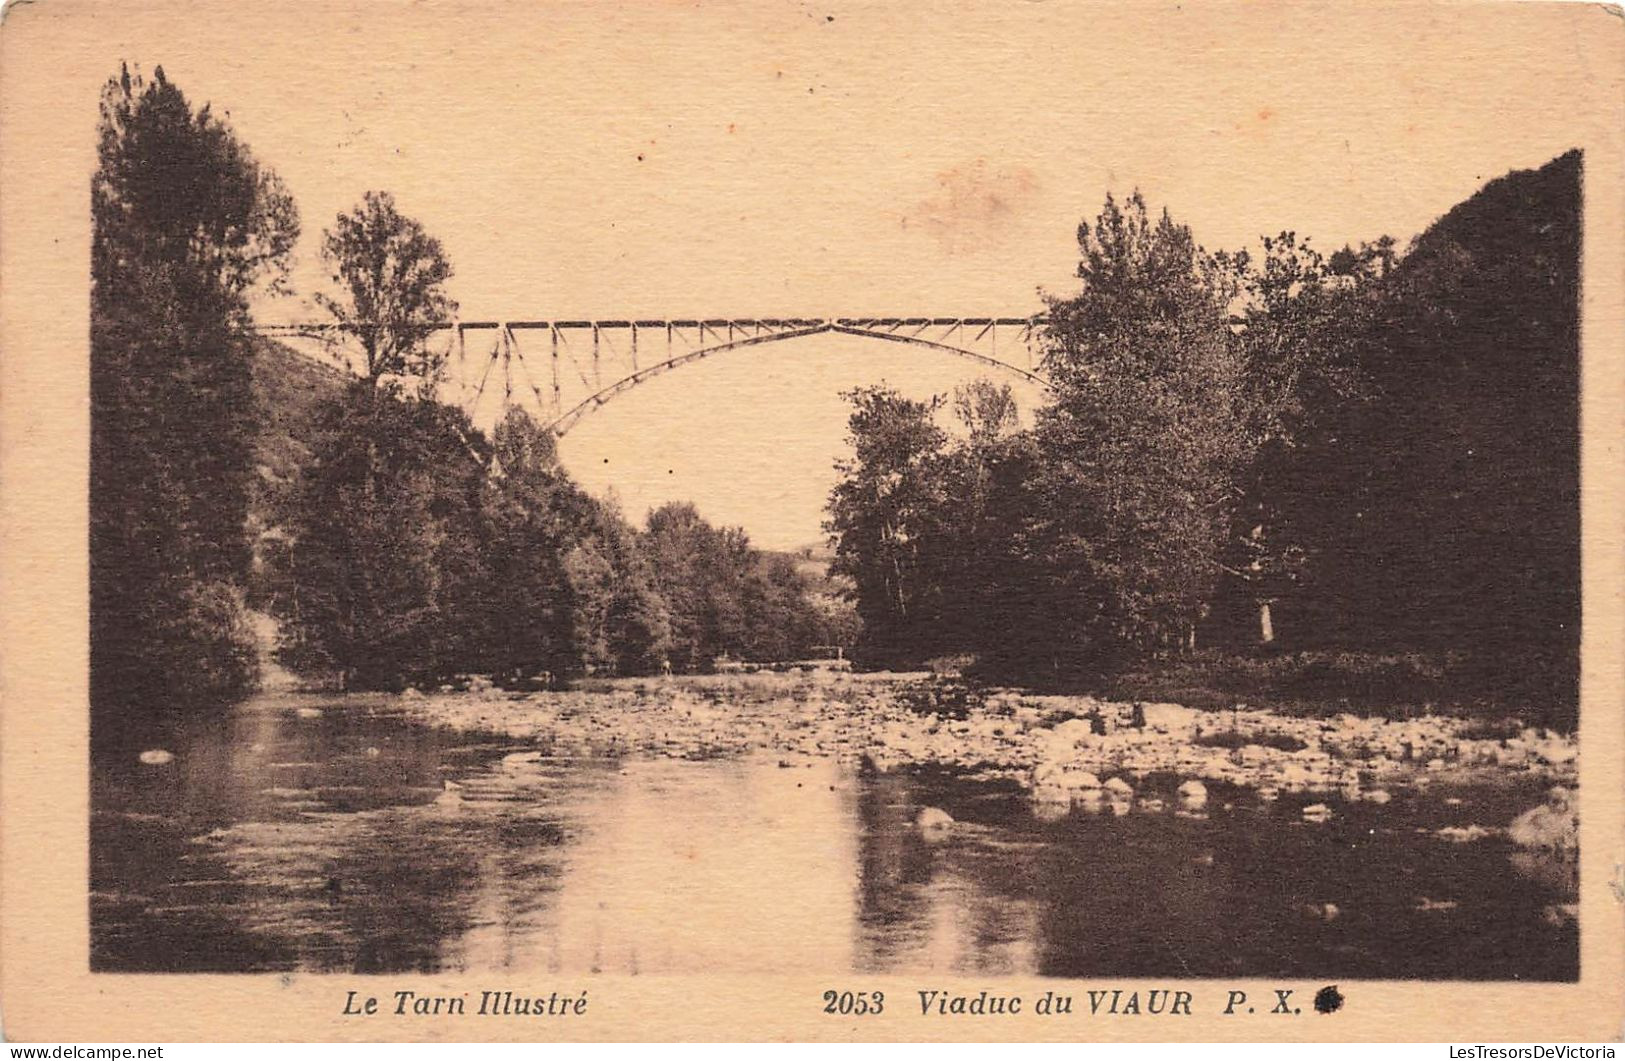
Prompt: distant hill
<box><xmin>249</xmin><ymin>336</ymin><xmax>349</xmax><ymax>485</ymax></box>
<box><xmin>244</xmin><ymin>336</ymin><xmax>350</xmax><ymax>605</ymax></box>
<box><xmin>784</xmin><ymin>540</ymin><xmax>838</xmax><ymax>565</ymax></box>
<box><xmin>769</xmin><ymin>543</ymin><xmax>841</xmax><ymax>584</ymax></box>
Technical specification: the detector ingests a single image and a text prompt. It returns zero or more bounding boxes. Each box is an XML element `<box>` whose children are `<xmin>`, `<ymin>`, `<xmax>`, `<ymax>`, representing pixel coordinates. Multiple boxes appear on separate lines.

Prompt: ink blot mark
<box><xmin>1313</xmin><ymin>985</ymin><xmax>1344</xmax><ymax>1014</ymax></box>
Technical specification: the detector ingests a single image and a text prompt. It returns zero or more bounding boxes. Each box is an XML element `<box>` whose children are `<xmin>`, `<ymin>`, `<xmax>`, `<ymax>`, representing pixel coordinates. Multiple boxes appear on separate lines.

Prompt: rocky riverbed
<box><xmin>96</xmin><ymin>671</ymin><xmax>1582</xmax><ymax>976</ymax></box>
<box><xmin>381</xmin><ymin>670</ymin><xmax>1579</xmax><ymax>855</ymax></box>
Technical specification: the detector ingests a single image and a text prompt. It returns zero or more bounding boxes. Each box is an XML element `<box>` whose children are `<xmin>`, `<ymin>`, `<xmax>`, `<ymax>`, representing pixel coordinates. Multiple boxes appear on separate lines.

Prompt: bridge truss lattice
<box><xmin>258</xmin><ymin>316</ymin><xmax>1052</xmax><ymax>435</ymax></box>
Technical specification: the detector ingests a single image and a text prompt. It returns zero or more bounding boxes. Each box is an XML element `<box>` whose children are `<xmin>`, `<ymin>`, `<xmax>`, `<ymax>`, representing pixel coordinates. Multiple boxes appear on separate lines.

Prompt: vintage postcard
<box><xmin>1</xmin><ymin>0</ymin><xmax>1622</xmax><ymax>1044</ymax></box>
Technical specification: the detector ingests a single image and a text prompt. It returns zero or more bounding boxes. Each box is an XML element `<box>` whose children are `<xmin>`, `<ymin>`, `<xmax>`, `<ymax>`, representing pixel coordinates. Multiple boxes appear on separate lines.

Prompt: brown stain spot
<box><xmin>728</xmin><ymin>123</ymin><xmax>736</xmax><ymax>134</ymax></box>
<box><xmin>1257</xmin><ymin>107</ymin><xmax>1275</xmax><ymax>122</ymax></box>
<box><xmin>901</xmin><ymin>158</ymin><xmax>1040</xmax><ymax>254</ymax></box>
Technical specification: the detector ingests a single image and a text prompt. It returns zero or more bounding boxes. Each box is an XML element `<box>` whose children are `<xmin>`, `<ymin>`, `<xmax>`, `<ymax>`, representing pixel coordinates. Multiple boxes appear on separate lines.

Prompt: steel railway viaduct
<box><xmin>259</xmin><ymin>316</ymin><xmax>1052</xmax><ymax>435</ymax></box>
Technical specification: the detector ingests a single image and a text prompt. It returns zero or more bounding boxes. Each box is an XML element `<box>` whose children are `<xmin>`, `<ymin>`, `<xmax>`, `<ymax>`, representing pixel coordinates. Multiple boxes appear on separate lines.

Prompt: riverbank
<box><xmin>373</xmin><ymin>671</ymin><xmax>1577</xmax><ymax>841</ymax></box>
<box><xmin>1100</xmin><ymin>649</ymin><xmax>1577</xmax><ymax>732</ymax></box>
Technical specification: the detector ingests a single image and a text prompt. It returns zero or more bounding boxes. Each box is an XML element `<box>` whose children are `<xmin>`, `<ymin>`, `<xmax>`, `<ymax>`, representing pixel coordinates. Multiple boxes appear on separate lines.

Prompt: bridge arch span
<box><xmin>540</xmin><ymin>318</ymin><xmax>1051</xmax><ymax>435</ymax></box>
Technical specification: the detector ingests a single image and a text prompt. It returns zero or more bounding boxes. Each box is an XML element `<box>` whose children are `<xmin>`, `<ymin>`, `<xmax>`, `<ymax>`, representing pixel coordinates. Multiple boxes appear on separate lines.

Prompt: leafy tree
<box><xmin>276</xmin><ymin>382</ymin><xmax>486</xmax><ymax>689</ymax></box>
<box><xmin>825</xmin><ymin>386</ymin><xmax>950</xmax><ymax>666</ymax></box>
<box><xmin>802</xmin><ymin>574</ymin><xmax>864</xmax><ymax>654</ymax></box>
<box><xmin>927</xmin><ymin>381</ymin><xmax>1034</xmax><ymax>657</ymax></box>
<box><xmin>644</xmin><ymin>502</ymin><xmax>744</xmax><ymax>669</ymax></box>
<box><xmin>736</xmin><ymin>552</ymin><xmax>823</xmax><ymax>662</ymax></box>
<box><xmin>1213</xmin><ymin>232</ymin><xmax>1382</xmax><ymax>646</ymax></box>
<box><xmin>563</xmin><ymin>502</ymin><xmax>671</xmax><ymax>676</ymax></box>
<box><xmin>472</xmin><ymin>409</ymin><xmax>579</xmax><ymax>682</ymax></box>
<box><xmin>317</xmin><ymin>191</ymin><xmax>457</xmax><ymax>383</ymax></box>
<box><xmin>818</xmin><ymin>158</ymin><xmax>1578</xmax><ymax>727</ymax></box>
<box><xmin>91</xmin><ymin>64</ymin><xmax>298</xmax><ymax>731</ymax></box>
<box><xmin>1034</xmin><ymin>192</ymin><xmax>1249</xmax><ymax>668</ymax></box>
<box><xmin>644</xmin><ymin>502</ymin><xmax>825</xmax><ymax>668</ymax></box>
<box><xmin>953</xmin><ymin>378</ymin><xmax>1020</xmax><ymax>448</ymax></box>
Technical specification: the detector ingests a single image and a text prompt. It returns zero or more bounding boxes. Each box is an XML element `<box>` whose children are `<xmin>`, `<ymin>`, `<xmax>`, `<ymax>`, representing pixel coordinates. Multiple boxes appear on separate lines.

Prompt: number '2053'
<box><xmin>822</xmin><ymin>990</ymin><xmax>884</xmax><ymax>1015</ymax></box>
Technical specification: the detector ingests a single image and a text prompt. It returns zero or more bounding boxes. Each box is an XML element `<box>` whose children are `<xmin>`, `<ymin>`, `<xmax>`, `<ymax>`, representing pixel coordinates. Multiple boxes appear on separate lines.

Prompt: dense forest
<box><xmin>90</xmin><ymin>67</ymin><xmax>838</xmax><ymax>740</ymax></box>
<box><xmin>827</xmin><ymin>153</ymin><xmax>1580</xmax><ymax>727</ymax></box>
<box><xmin>90</xmin><ymin>61</ymin><xmax>1581</xmax><ymax>740</ymax></box>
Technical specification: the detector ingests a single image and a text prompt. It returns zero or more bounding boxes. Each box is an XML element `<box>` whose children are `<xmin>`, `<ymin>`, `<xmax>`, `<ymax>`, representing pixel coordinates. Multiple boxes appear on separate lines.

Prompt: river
<box><xmin>91</xmin><ymin>685</ymin><xmax>1578</xmax><ymax>979</ymax></box>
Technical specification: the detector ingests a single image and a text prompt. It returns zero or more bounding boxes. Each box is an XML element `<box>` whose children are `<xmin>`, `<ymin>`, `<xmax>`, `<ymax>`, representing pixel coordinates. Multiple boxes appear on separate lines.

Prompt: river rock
<box><xmin>1301</xmin><ymin>803</ymin><xmax>1333</xmax><ymax>822</ymax></box>
<box><xmin>1278</xmin><ymin>762</ymin><xmax>1316</xmax><ymax>790</ymax></box>
<box><xmin>1508</xmin><ymin>787</ymin><xmax>1577</xmax><ymax>851</ymax></box>
<box><xmin>1542</xmin><ymin>903</ymin><xmax>1580</xmax><ymax>927</ymax></box>
<box><xmin>1139</xmin><ymin>702</ymin><xmax>1198</xmax><ymax>735</ymax></box>
<box><xmin>1072</xmin><ymin>794</ymin><xmax>1107</xmax><ymax>815</ymax></box>
<box><xmin>1532</xmin><ymin>738</ymin><xmax>1577</xmax><ymax>767</ymax></box>
<box><xmin>1029</xmin><ymin>793</ymin><xmax>1072</xmax><ymax>822</ymax></box>
<box><xmin>138</xmin><ymin>749</ymin><xmax>174</xmax><ymax>766</ymax></box>
<box><xmin>1051</xmin><ymin>718</ymin><xmax>1095</xmax><ymax>746</ymax></box>
<box><xmin>1237</xmin><ymin>744</ymin><xmax>1273</xmax><ymax>766</ymax></box>
<box><xmin>1103</xmin><ymin>776</ymin><xmax>1134</xmax><ymax>798</ymax></box>
<box><xmin>296</xmin><ymin>706</ymin><xmax>323</xmax><ymax>719</ymax></box>
<box><xmin>1494</xmin><ymin>745</ymin><xmax>1527</xmax><ymax>768</ymax></box>
<box><xmin>1060</xmin><ymin>770</ymin><xmax>1103</xmax><ymax>792</ymax></box>
<box><xmin>1177</xmin><ymin>779</ymin><xmax>1208</xmax><ymax>806</ymax></box>
<box><xmin>916</xmin><ymin>806</ymin><xmax>954</xmax><ymax>835</ymax></box>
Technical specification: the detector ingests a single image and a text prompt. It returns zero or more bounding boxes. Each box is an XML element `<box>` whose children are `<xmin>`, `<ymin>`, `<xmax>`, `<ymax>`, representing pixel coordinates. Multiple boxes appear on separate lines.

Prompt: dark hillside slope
<box><xmin>244</xmin><ymin>337</ymin><xmax>350</xmax><ymax>609</ymax></box>
<box><xmin>1320</xmin><ymin>149</ymin><xmax>1581</xmax><ymax>716</ymax></box>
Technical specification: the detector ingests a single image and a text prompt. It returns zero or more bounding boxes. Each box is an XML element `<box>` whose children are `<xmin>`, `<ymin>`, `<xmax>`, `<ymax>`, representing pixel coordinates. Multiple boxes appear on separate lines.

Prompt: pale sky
<box><xmin>78</xmin><ymin>1</ymin><xmax>1609</xmax><ymax>548</ymax></box>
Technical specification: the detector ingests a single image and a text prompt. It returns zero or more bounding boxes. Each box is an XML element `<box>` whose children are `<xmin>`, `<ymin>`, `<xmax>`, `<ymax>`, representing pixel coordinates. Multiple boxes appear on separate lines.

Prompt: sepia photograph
<box><xmin>2</xmin><ymin>0</ymin><xmax>1623</xmax><ymax>1043</ymax></box>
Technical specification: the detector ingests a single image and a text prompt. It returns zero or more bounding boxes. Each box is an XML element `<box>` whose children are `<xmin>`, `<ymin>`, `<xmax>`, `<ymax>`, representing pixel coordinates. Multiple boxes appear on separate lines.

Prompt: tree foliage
<box><xmin>1209</xmin><ymin>232</ymin><xmax>1386</xmax><ymax>644</ymax></box>
<box><xmin>317</xmin><ymin>191</ymin><xmax>457</xmax><ymax>383</ymax></box>
<box><xmin>276</xmin><ymin>382</ymin><xmax>483</xmax><ymax>688</ymax></box>
<box><xmin>825</xmin><ymin>387</ymin><xmax>949</xmax><ymax>665</ymax></box>
<box><xmin>645</xmin><ymin>502</ymin><xmax>826</xmax><ymax>668</ymax></box>
<box><xmin>1033</xmin><ymin>192</ymin><xmax>1250</xmax><ymax>666</ymax></box>
<box><xmin>274</xmin><ymin>388</ymin><xmax>839</xmax><ymax>687</ymax></box>
<box><xmin>826</xmin><ymin>154</ymin><xmax>1580</xmax><ymax>726</ymax></box>
<box><xmin>472</xmin><ymin>409</ymin><xmax>579</xmax><ymax>682</ymax></box>
<box><xmin>91</xmin><ymin>64</ymin><xmax>299</xmax><ymax>733</ymax></box>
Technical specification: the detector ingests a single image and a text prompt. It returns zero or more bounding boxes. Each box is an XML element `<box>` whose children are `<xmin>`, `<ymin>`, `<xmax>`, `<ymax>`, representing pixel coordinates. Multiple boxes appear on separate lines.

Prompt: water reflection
<box><xmin>91</xmin><ymin>693</ymin><xmax>1577</xmax><ymax>979</ymax></box>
